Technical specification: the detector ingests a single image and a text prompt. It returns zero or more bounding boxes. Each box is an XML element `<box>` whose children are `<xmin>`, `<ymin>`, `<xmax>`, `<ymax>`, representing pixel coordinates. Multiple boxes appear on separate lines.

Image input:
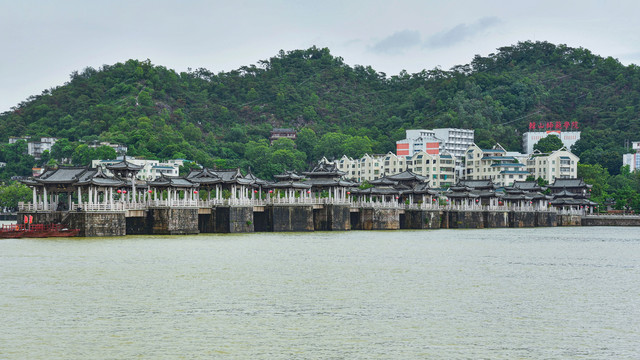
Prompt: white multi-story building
<box><xmin>8</xmin><ymin>137</ymin><xmax>58</xmax><ymax>160</ymax></box>
<box><xmin>336</xmin><ymin>154</ymin><xmax>383</xmax><ymax>181</ymax></box>
<box><xmin>623</xmin><ymin>153</ymin><xmax>640</xmax><ymax>172</ymax></box>
<box><xmin>407</xmin><ymin>151</ymin><xmax>456</xmax><ymax>188</ymax></box>
<box><xmin>431</xmin><ymin>128</ymin><xmax>475</xmax><ymax>160</ymax></box>
<box><xmin>396</xmin><ymin>132</ymin><xmax>440</xmax><ymax>157</ymax></box>
<box><xmin>396</xmin><ymin>128</ymin><xmax>474</xmax><ymax>160</ymax></box>
<box><xmin>91</xmin><ymin>157</ymin><xmax>184</xmax><ymax>180</ymax></box>
<box><xmin>526</xmin><ymin>149</ymin><xmax>579</xmax><ymax>183</ymax></box>
<box><xmin>522</xmin><ymin>131</ymin><xmax>580</xmax><ymax>154</ymax></box>
<box><xmin>334</xmin><ymin>151</ymin><xmax>456</xmax><ymax>188</ymax></box>
<box><xmin>464</xmin><ymin>144</ymin><xmax>530</xmax><ymax>186</ymax></box>
<box><xmin>622</xmin><ymin>141</ymin><xmax>640</xmax><ymax>172</ymax></box>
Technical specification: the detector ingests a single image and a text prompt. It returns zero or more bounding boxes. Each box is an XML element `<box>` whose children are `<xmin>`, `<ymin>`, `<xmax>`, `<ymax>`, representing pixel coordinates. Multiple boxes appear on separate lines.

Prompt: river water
<box><xmin>1</xmin><ymin>227</ymin><xmax>639</xmax><ymax>359</ymax></box>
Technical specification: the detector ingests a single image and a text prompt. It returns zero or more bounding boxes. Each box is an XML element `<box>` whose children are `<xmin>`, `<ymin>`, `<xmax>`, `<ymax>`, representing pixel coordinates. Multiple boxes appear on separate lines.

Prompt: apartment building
<box><xmin>334</xmin><ymin>151</ymin><xmax>456</xmax><ymax>188</ymax></box>
<box><xmin>396</xmin><ymin>128</ymin><xmax>474</xmax><ymax>160</ymax></box>
<box><xmin>406</xmin><ymin>151</ymin><xmax>456</xmax><ymax>188</ymax></box>
<box><xmin>9</xmin><ymin>137</ymin><xmax>58</xmax><ymax>160</ymax></box>
<box><xmin>464</xmin><ymin>144</ymin><xmax>530</xmax><ymax>186</ymax></box>
<box><xmin>622</xmin><ymin>141</ymin><xmax>640</xmax><ymax>172</ymax></box>
<box><xmin>431</xmin><ymin>128</ymin><xmax>475</xmax><ymax>160</ymax></box>
<box><xmin>396</xmin><ymin>130</ymin><xmax>440</xmax><ymax>156</ymax></box>
<box><xmin>526</xmin><ymin>149</ymin><xmax>579</xmax><ymax>183</ymax></box>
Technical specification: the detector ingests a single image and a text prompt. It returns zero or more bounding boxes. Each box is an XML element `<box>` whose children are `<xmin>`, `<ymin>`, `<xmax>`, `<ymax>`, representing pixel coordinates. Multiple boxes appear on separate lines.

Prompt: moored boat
<box><xmin>0</xmin><ymin>224</ymin><xmax>80</xmax><ymax>238</ymax></box>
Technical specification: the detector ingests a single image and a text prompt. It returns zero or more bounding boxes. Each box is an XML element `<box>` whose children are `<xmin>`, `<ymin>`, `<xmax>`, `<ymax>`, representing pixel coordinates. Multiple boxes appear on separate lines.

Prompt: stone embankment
<box><xmin>17</xmin><ymin>205</ymin><xmax>639</xmax><ymax>237</ymax></box>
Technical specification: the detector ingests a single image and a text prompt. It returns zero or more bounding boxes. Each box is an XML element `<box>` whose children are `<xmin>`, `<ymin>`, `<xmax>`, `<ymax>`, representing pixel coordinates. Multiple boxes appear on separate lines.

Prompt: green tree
<box><xmin>51</xmin><ymin>139</ymin><xmax>75</xmax><ymax>163</ymax></box>
<box><xmin>343</xmin><ymin>136</ymin><xmax>373</xmax><ymax>158</ymax></box>
<box><xmin>179</xmin><ymin>161</ymin><xmax>202</xmax><ymax>176</ymax></box>
<box><xmin>71</xmin><ymin>144</ymin><xmax>95</xmax><ymax>165</ymax></box>
<box><xmin>0</xmin><ymin>182</ymin><xmax>32</xmax><ymax>211</ymax></box>
<box><xmin>533</xmin><ymin>135</ymin><xmax>564</xmax><ymax>153</ymax></box>
<box><xmin>95</xmin><ymin>145</ymin><xmax>117</xmax><ymax>160</ymax></box>
<box><xmin>577</xmin><ymin>163</ymin><xmax>610</xmax><ymax>203</ymax></box>
<box><xmin>316</xmin><ymin>132</ymin><xmax>348</xmax><ymax>160</ymax></box>
<box><xmin>295</xmin><ymin>128</ymin><xmax>318</xmax><ymax>162</ymax></box>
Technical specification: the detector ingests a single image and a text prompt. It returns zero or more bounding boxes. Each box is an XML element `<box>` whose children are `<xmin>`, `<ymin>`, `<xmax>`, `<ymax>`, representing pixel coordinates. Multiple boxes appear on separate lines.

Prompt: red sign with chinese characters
<box><xmin>529</xmin><ymin>121</ymin><xmax>578</xmax><ymax>130</ymax></box>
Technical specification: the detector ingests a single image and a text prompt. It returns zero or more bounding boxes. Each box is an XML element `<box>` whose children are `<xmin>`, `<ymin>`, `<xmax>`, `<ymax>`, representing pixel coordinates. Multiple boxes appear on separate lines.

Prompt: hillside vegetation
<box><xmin>1</xmin><ymin>41</ymin><xmax>639</xmax><ymax>181</ymax></box>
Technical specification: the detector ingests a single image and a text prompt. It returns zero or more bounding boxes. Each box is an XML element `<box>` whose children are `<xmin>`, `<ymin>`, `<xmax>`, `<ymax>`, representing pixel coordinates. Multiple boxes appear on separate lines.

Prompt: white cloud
<box><xmin>370</xmin><ymin>30</ymin><xmax>421</xmax><ymax>54</ymax></box>
<box><xmin>425</xmin><ymin>17</ymin><xmax>503</xmax><ymax>49</ymax></box>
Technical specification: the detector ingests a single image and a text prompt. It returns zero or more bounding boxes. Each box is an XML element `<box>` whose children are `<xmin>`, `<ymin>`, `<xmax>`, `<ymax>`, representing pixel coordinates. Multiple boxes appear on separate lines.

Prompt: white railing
<box><xmin>353</xmin><ymin>200</ymin><xmax>404</xmax><ymax>209</ymax></box>
<box><xmin>15</xmin><ymin>199</ymin><xmax>582</xmax><ymax>214</ymax></box>
<box><xmin>147</xmin><ymin>199</ymin><xmax>200</xmax><ymax>207</ymax></box>
<box><xmin>556</xmin><ymin>208</ymin><xmax>586</xmax><ymax>216</ymax></box>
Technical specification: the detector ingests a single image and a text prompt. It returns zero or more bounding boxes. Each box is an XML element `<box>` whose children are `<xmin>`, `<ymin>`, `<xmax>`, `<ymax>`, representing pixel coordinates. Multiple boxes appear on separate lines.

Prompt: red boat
<box><xmin>0</xmin><ymin>223</ymin><xmax>80</xmax><ymax>238</ymax></box>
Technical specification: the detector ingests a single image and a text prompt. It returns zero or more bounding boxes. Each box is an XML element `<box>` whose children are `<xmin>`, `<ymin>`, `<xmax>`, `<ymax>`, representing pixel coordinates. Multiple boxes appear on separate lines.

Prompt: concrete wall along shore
<box><xmin>16</xmin><ymin>205</ymin><xmax>640</xmax><ymax>237</ymax></box>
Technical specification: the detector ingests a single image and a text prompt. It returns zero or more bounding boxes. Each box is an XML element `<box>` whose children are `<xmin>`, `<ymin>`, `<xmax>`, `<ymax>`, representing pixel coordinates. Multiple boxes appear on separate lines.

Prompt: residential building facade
<box><xmin>406</xmin><ymin>151</ymin><xmax>456</xmax><ymax>188</ymax></box>
<box><xmin>526</xmin><ymin>149</ymin><xmax>579</xmax><ymax>183</ymax></box>
<box><xmin>622</xmin><ymin>141</ymin><xmax>640</xmax><ymax>172</ymax></box>
<box><xmin>396</xmin><ymin>128</ymin><xmax>474</xmax><ymax>160</ymax></box>
<box><xmin>396</xmin><ymin>130</ymin><xmax>440</xmax><ymax>156</ymax></box>
<box><xmin>431</xmin><ymin>128</ymin><xmax>475</xmax><ymax>160</ymax></box>
<box><xmin>8</xmin><ymin>137</ymin><xmax>58</xmax><ymax>160</ymax></box>
<box><xmin>334</xmin><ymin>151</ymin><xmax>456</xmax><ymax>188</ymax></box>
<box><xmin>464</xmin><ymin>144</ymin><xmax>530</xmax><ymax>186</ymax></box>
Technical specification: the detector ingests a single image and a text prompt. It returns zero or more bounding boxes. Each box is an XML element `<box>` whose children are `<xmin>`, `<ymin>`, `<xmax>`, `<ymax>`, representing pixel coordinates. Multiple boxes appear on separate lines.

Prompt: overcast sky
<box><xmin>1</xmin><ymin>0</ymin><xmax>640</xmax><ymax>113</ymax></box>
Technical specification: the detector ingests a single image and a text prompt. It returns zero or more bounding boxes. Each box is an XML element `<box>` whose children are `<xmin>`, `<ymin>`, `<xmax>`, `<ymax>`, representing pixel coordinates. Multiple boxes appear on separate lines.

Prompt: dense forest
<box><xmin>1</xmin><ymin>40</ymin><xmax>640</xmax><ymax>209</ymax></box>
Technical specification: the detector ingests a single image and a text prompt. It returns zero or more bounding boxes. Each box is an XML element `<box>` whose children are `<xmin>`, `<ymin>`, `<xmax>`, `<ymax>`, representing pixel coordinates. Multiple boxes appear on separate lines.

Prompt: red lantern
<box><xmin>269</xmin><ymin>190</ymin><xmax>273</xmax><ymax>193</ymax></box>
<box><xmin>194</xmin><ymin>190</ymin><xmax>198</xmax><ymax>194</ymax></box>
<box><xmin>347</xmin><ymin>191</ymin><xmax>350</xmax><ymax>195</ymax></box>
<box><xmin>475</xmin><ymin>199</ymin><xmax>479</xmax><ymax>202</ymax></box>
<box><xmin>307</xmin><ymin>191</ymin><xmax>311</xmax><ymax>194</ymax></box>
<box><xmin>123</xmin><ymin>190</ymin><xmax>127</xmax><ymax>194</ymax></box>
<box><xmin>395</xmin><ymin>196</ymin><xmax>399</xmax><ymax>199</ymax></box>
<box><xmin>148</xmin><ymin>190</ymin><xmax>152</xmax><ymax>193</ymax></box>
<box><xmin>254</xmin><ymin>190</ymin><xmax>258</xmax><ymax>193</ymax></box>
<box><xmin>499</xmin><ymin>201</ymin><xmax>503</xmax><ymax>205</ymax></box>
<box><xmin>117</xmin><ymin>189</ymin><xmax>122</xmax><ymax>194</ymax></box>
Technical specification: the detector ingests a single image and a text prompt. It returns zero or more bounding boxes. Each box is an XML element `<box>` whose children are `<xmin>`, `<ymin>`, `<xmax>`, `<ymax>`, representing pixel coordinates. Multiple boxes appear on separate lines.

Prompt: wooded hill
<box><xmin>1</xmin><ymin>41</ymin><xmax>639</xmax><ymax>180</ymax></box>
